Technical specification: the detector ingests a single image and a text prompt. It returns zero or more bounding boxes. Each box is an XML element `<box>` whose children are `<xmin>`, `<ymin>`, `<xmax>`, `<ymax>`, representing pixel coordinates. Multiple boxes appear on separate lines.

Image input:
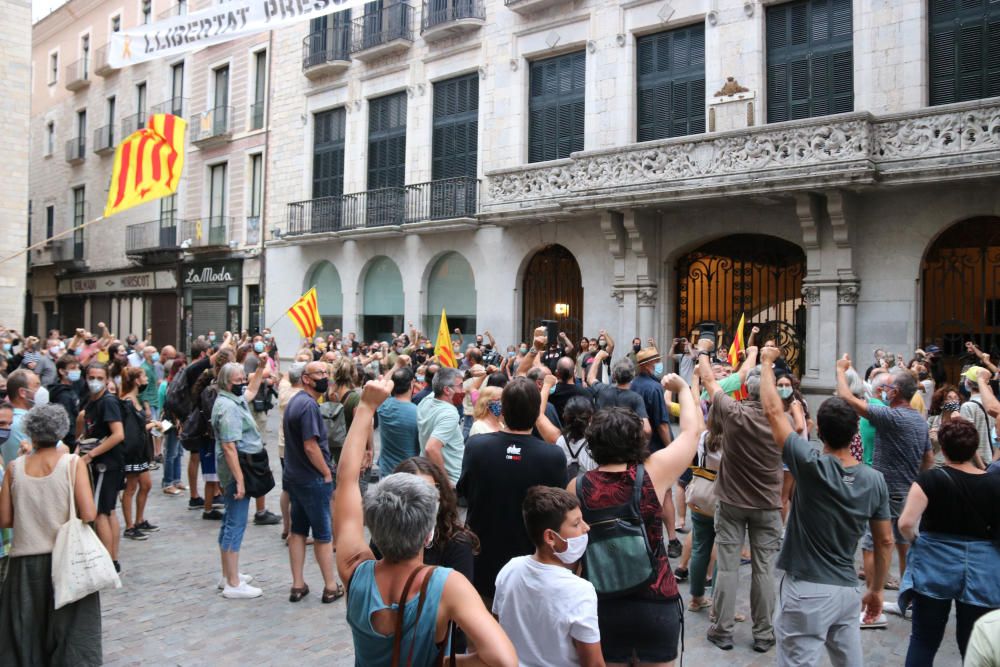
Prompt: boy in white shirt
<box><xmin>493</xmin><ymin>485</ymin><xmax>604</xmax><ymax>667</ymax></box>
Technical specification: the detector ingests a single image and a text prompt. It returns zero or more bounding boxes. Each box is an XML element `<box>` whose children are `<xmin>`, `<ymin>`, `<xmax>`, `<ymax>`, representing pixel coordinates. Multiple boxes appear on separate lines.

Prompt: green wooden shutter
<box><xmin>432</xmin><ymin>73</ymin><xmax>479</xmax><ymax>180</ymax></box>
<box><xmin>636</xmin><ymin>23</ymin><xmax>706</xmax><ymax>142</ymax></box>
<box><xmin>368</xmin><ymin>92</ymin><xmax>407</xmax><ymax>189</ymax></box>
<box><xmin>766</xmin><ymin>0</ymin><xmax>853</xmax><ymax>123</ymax></box>
<box><xmin>528</xmin><ymin>51</ymin><xmax>585</xmax><ymax>163</ymax></box>
<box><xmin>312</xmin><ymin>108</ymin><xmax>346</xmax><ymax>199</ymax></box>
<box><xmin>930</xmin><ymin>0</ymin><xmax>1000</xmax><ymax>105</ymax></box>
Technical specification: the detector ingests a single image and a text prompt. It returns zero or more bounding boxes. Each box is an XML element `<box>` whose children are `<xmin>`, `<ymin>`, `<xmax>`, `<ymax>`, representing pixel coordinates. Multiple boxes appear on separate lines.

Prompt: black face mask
<box><xmin>633</xmin><ymin>344</ymin><xmax>641</xmax><ymax>353</ymax></box>
<box><xmin>232</xmin><ymin>383</ymin><xmax>246</xmax><ymax>397</ymax></box>
<box><xmin>312</xmin><ymin>377</ymin><xmax>329</xmax><ymax>394</ymax></box>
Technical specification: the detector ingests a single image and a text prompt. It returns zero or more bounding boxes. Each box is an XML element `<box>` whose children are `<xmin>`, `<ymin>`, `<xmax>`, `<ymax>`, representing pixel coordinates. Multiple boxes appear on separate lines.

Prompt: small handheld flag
<box><xmin>435</xmin><ymin>309</ymin><xmax>457</xmax><ymax>369</ymax></box>
<box><xmin>104</xmin><ymin>114</ymin><xmax>186</xmax><ymax>218</ymax></box>
<box><xmin>288</xmin><ymin>288</ymin><xmax>323</xmax><ymax>340</ymax></box>
<box><xmin>728</xmin><ymin>313</ymin><xmax>748</xmax><ymax>400</ymax></box>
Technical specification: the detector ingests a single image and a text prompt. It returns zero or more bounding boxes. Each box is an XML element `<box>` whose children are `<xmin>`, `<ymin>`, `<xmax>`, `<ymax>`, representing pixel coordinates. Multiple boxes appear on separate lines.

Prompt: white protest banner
<box><xmin>109</xmin><ymin>0</ymin><xmax>368</xmax><ymax>68</ymax></box>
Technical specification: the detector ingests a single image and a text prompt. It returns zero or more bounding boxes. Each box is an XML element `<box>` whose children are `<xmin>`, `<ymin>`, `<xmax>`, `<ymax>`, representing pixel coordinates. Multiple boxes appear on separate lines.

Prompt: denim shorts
<box><xmin>286</xmin><ymin>478</ymin><xmax>334</xmax><ymax>543</ymax></box>
<box><xmin>199</xmin><ymin>443</ymin><xmax>219</xmax><ymax>482</ymax></box>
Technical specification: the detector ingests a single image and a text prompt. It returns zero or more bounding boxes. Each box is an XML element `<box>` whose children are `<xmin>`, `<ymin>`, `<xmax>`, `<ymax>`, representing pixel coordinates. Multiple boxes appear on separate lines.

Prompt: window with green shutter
<box><xmin>432</xmin><ymin>74</ymin><xmax>479</xmax><ymax>180</ymax></box>
<box><xmin>367</xmin><ymin>92</ymin><xmax>407</xmax><ymax>189</ymax></box>
<box><xmin>929</xmin><ymin>0</ymin><xmax>1000</xmax><ymax>106</ymax></box>
<box><xmin>766</xmin><ymin>0</ymin><xmax>853</xmax><ymax>123</ymax></box>
<box><xmin>528</xmin><ymin>51</ymin><xmax>585</xmax><ymax>163</ymax></box>
<box><xmin>312</xmin><ymin>108</ymin><xmax>346</xmax><ymax>199</ymax></box>
<box><xmin>636</xmin><ymin>24</ymin><xmax>706</xmax><ymax>142</ymax></box>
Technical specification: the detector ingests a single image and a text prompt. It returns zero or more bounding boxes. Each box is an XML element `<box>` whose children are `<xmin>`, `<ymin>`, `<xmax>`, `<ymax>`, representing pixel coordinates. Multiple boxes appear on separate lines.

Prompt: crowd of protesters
<box><xmin>0</xmin><ymin>318</ymin><xmax>998</xmax><ymax>666</ymax></box>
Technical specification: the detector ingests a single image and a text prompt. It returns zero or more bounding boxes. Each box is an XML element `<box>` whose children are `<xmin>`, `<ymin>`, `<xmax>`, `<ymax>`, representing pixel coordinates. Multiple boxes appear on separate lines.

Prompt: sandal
<box><xmin>322</xmin><ymin>583</ymin><xmax>346</xmax><ymax>604</ymax></box>
<box><xmin>289</xmin><ymin>585</ymin><xmax>310</xmax><ymax>602</ymax></box>
<box><xmin>735</xmin><ymin>612</ymin><xmax>747</xmax><ymax>622</ymax></box>
<box><xmin>688</xmin><ymin>598</ymin><xmax>712</xmax><ymax>612</ymax></box>
<box><xmin>884</xmin><ymin>577</ymin><xmax>900</xmax><ymax>591</ymax></box>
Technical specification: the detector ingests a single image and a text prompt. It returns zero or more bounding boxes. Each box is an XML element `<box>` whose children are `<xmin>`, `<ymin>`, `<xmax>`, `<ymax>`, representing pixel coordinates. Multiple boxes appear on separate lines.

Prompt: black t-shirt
<box><xmin>85</xmin><ymin>392</ymin><xmax>124</xmax><ymax>468</ymax></box>
<box><xmin>591</xmin><ymin>382</ymin><xmax>649</xmax><ymax>418</ymax></box>
<box><xmin>184</xmin><ymin>356</ymin><xmax>211</xmax><ymax>391</ymax></box>
<box><xmin>548</xmin><ymin>383</ymin><xmax>593</xmax><ymax>424</ymax></box>
<box><xmin>457</xmin><ymin>431</ymin><xmax>567</xmax><ymax>597</ymax></box>
<box><xmin>917</xmin><ymin>467</ymin><xmax>1000</xmax><ymax>541</ymax></box>
<box><xmin>541</xmin><ymin>348</ymin><xmax>563</xmax><ymax>372</ymax></box>
<box><xmin>48</xmin><ymin>383</ymin><xmax>80</xmax><ymax>448</ymax></box>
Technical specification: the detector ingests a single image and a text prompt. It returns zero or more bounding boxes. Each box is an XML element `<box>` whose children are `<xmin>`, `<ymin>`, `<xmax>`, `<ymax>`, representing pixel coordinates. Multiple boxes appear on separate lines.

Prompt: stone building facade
<box><xmin>263</xmin><ymin>0</ymin><xmax>1000</xmax><ymax>397</ymax></box>
<box><xmin>27</xmin><ymin>0</ymin><xmax>269</xmax><ymax>348</ymax></box>
<box><xmin>0</xmin><ymin>0</ymin><xmax>32</xmax><ymax>331</ymax></box>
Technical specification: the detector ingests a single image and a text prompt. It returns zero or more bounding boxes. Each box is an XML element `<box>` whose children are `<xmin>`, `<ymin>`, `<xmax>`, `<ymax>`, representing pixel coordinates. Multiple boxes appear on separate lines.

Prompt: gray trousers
<box><xmin>708</xmin><ymin>500</ymin><xmax>783</xmax><ymax>642</ymax></box>
<box><xmin>775</xmin><ymin>573</ymin><xmax>863</xmax><ymax>667</ymax></box>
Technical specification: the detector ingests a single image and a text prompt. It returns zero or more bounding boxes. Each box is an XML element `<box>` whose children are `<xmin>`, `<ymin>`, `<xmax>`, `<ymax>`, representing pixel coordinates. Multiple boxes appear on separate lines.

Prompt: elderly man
<box><xmin>2</xmin><ymin>370</ymin><xmax>42</xmax><ymax>465</ymax></box>
<box><xmin>700</xmin><ymin>345</ymin><xmax>783</xmax><ymax>654</ymax></box>
<box><xmin>277</xmin><ymin>361</ymin><xmax>306</xmax><ymax>539</ymax></box>
<box><xmin>836</xmin><ymin>355</ymin><xmax>933</xmax><ymax>612</ymax></box>
<box><xmin>282</xmin><ymin>361</ymin><xmax>343</xmax><ymax>603</ymax></box>
<box><xmin>416</xmin><ymin>367</ymin><xmax>465</xmax><ymax>484</ymax></box>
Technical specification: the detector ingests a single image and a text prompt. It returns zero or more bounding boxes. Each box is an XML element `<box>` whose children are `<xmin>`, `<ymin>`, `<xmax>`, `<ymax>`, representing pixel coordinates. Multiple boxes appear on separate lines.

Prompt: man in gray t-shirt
<box><xmin>763</xmin><ymin>349</ymin><xmax>894</xmax><ymax>665</ymax></box>
<box><xmin>836</xmin><ymin>358</ymin><xmax>933</xmax><ymax>593</ymax></box>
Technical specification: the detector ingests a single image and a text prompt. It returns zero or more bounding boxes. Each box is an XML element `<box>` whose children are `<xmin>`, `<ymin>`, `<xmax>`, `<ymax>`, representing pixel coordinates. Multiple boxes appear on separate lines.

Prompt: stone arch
<box><xmin>359</xmin><ymin>255</ymin><xmax>404</xmax><ymax>343</ymax></box>
<box><xmin>303</xmin><ymin>260</ymin><xmax>343</xmax><ymax>333</ymax></box>
<box><xmin>424</xmin><ymin>251</ymin><xmax>477</xmax><ymax>344</ymax></box>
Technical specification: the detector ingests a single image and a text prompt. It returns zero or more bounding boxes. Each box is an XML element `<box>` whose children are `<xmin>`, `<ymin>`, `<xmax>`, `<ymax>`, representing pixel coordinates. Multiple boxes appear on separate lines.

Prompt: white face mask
<box><xmin>32</xmin><ymin>386</ymin><xmax>50</xmax><ymax>407</ymax></box>
<box><xmin>552</xmin><ymin>530</ymin><xmax>589</xmax><ymax>564</ymax></box>
<box><xmin>87</xmin><ymin>379</ymin><xmax>106</xmax><ymax>395</ymax></box>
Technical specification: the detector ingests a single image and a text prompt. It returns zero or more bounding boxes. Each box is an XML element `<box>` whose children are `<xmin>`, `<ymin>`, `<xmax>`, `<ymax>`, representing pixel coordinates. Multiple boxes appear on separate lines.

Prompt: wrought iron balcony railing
<box><xmin>421</xmin><ymin>0</ymin><xmax>484</xmax><ymax>37</ymax></box>
<box><xmin>302</xmin><ymin>26</ymin><xmax>351</xmax><ymax>76</ymax></box>
<box><xmin>350</xmin><ymin>3</ymin><xmax>414</xmax><ymax>60</ymax></box>
<box><xmin>93</xmin><ymin>124</ymin><xmax>116</xmax><ymax>154</ymax></box>
<box><xmin>179</xmin><ymin>216</ymin><xmax>232</xmax><ymax>249</ymax></box>
<box><xmin>65</xmin><ymin>58</ymin><xmax>90</xmax><ymax>91</ymax></box>
<box><xmin>121</xmin><ymin>112</ymin><xmax>148</xmax><ymax>136</ymax></box>
<box><xmin>65</xmin><ymin>137</ymin><xmax>86</xmax><ymax>163</ymax></box>
<box><xmin>151</xmin><ymin>97</ymin><xmax>187</xmax><ymax>117</ymax></box>
<box><xmin>94</xmin><ymin>44</ymin><xmax>116</xmax><ymax>76</ymax></box>
<box><xmin>191</xmin><ymin>106</ymin><xmax>233</xmax><ymax>144</ymax></box>
<box><xmin>126</xmin><ymin>220</ymin><xmax>181</xmax><ymax>254</ymax></box>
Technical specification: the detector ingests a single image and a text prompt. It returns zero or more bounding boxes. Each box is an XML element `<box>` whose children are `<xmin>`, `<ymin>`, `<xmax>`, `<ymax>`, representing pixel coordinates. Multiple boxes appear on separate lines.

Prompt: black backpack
<box><xmin>179</xmin><ymin>384</ymin><xmax>219</xmax><ymax>452</ymax></box>
<box><xmin>164</xmin><ymin>369</ymin><xmax>194</xmax><ymax>421</ymax></box>
<box><xmin>576</xmin><ymin>464</ymin><xmax>658</xmax><ymax>599</ymax></box>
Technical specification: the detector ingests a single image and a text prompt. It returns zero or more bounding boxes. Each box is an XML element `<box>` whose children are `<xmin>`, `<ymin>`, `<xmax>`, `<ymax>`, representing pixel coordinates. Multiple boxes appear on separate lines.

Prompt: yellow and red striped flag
<box><xmin>728</xmin><ymin>312</ymin><xmax>748</xmax><ymax>400</ymax></box>
<box><xmin>287</xmin><ymin>288</ymin><xmax>323</xmax><ymax>340</ymax></box>
<box><xmin>435</xmin><ymin>308</ymin><xmax>457</xmax><ymax>369</ymax></box>
<box><xmin>104</xmin><ymin>114</ymin><xmax>186</xmax><ymax>218</ymax></box>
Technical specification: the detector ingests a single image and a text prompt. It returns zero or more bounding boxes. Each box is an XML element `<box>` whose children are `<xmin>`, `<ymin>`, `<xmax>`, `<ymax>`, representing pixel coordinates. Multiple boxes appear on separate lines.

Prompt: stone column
<box><xmin>837</xmin><ymin>283</ymin><xmax>860</xmax><ymax>363</ymax></box>
<box><xmin>803</xmin><ymin>285</ymin><xmax>821</xmax><ymax>379</ymax></box>
<box><xmin>637</xmin><ymin>286</ymin><xmax>657</xmax><ymax>344</ymax></box>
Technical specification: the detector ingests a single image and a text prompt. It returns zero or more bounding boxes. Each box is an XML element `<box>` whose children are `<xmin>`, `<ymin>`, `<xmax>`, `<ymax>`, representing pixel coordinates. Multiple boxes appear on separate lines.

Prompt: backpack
<box><xmin>164</xmin><ymin>369</ymin><xmax>194</xmax><ymax>421</ymax></box>
<box><xmin>576</xmin><ymin>464</ymin><xmax>658</xmax><ymax>599</ymax></box>
<box><xmin>565</xmin><ymin>437</ymin><xmax>588</xmax><ymax>479</ymax></box>
<box><xmin>319</xmin><ymin>400</ymin><xmax>348</xmax><ymax>454</ymax></box>
<box><xmin>686</xmin><ymin>431</ymin><xmax>722</xmax><ymax>517</ymax></box>
<box><xmin>179</xmin><ymin>383</ymin><xmax>219</xmax><ymax>453</ymax></box>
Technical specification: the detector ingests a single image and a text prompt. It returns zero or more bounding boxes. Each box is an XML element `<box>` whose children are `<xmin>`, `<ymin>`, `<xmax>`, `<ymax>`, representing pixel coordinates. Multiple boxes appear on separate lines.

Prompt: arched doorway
<box><xmin>677</xmin><ymin>234</ymin><xmax>806</xmax><ymax>375</ymax></box>
<box><xmin>425</xmin><ymin>252</ymin><xmax>477</xmax><ymax>344</ymax></box>
<box><xmin>522</xmin><ymin>244</ymin><xmax>583</xmax><ymax>343</ymax></box>
<box><xmin>361</xmin><ymin>256</ymin><xmax>404</xmax><ymax>342</ymax></box>
<box><xmin>922</xmin><ymin>217</ymin><xmax>1000</xmax><ymax>379</ymax></box>
<box><xmin>304</xmin><ymin>261</ymin><xmax>344</xmax><ymax>333</ymax></box>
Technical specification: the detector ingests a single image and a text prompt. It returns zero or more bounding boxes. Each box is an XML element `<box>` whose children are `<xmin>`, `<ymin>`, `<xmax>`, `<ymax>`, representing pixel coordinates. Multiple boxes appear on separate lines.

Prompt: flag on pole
<box><xmin>435</xmin><ymin>308</ymin><xmax>457</xmax><ymax>369</ymax></box>
<box><xmin>728</xmin><ymin>313</ymin><xmax>748</xmax><ymax>400</ymax></box>
<box><xmin>287</xmin><ymin>288</ymin><xmax>323</xmax><ymax>340</ymax></box>
<box><xmin>104</xmin><ymin>114</ymin><xmax>186</xmax><ymax>218</ymax></box>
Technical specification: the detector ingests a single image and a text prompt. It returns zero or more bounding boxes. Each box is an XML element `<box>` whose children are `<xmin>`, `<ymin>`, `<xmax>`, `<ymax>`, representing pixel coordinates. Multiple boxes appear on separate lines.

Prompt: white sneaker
<box><xmin>217</xmin><ymin>573</ymin><xmax>254</xmax><ymax>590</ymax></box>
<box><xmin>884</xmin><ymin>601</ymin><xmax>910</xmax><ymax>619</ymax></box>
<box><xmin>222</xmin><ymin>582</ymin><xmax>263</xmax><ymax>599</ymax></box>
<box><xmin>859</xmin><ymin>612</ymin><xmax>888</xmax><ymax>629</ymax></box>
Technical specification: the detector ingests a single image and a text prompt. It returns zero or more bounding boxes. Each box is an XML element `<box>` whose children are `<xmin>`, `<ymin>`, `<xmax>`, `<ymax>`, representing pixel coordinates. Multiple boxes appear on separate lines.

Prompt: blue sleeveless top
<box><xmin>346</xmin><ymin>560</ymin><xmax>453</xmax><ymax>666</ymax></box>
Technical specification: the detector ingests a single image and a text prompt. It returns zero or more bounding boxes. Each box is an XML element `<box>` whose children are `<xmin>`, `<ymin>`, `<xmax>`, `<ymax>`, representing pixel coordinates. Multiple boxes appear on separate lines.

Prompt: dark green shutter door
<box><xmin>432</xmin><ymin>74</ymin><xmax>479</xmax><ymax>180</ymax></box>
<box><xmin>930</xmin><ymin>0</ymin><xmax>1000</xmax><ymax>105</ymax></box>
<box><xmin>636</xmin><ymin>23</ymin><xmax>705</xmax><ymax>141</ymax></box>
<box><xmin>529</xmin><ymin>51</ymin><xmax>585</xmax><ymax>162</ymax></box>
<box><xmin>312</xmin><ymin>108</ymin><xmax>345</xmax><ymax>199</ymax></box>
<box><xmin>368</xmin><ymin>92</ymin><xmax>406</xmax><ymax>190</ymax></box>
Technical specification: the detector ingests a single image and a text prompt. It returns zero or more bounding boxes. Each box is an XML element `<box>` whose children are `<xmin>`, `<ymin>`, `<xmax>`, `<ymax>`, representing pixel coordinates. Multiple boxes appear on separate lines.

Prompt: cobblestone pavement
<box><xmin>102</xmin><ymin>411</ymin><xmax>959</xmax><ymax>666</ymax></box>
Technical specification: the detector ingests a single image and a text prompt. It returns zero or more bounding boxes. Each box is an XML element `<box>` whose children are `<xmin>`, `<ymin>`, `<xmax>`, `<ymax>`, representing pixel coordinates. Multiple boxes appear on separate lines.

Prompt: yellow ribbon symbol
<box><xmin>121</xmin><ymin>36</ymin><xmax>132</xmax><ymax>60</ymax></box>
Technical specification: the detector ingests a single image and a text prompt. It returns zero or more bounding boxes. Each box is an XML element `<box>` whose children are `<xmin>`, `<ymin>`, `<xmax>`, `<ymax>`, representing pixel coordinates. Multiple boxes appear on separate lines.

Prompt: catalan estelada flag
<box><xmin>435</xmin><ymin>308</ymin><xmax>457</xmax><ymax>369</ymax></box>
<box><xmin>288</xmin><ymin>288</ymin><xmax>323</xmax><ymax>340</ymax></box>
<box><xmin>104</xmin><ymin>114</ymin><xmax>186</xmax><ymax>218</ymax></box>
<box><xmin>728</xmin><ymin>312</ymin><xmax>748</xmax><ymax>400</ymax></box>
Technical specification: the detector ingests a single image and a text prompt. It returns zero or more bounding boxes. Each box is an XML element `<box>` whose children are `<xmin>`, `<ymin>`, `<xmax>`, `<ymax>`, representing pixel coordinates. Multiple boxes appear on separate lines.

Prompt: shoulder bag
<box><xmin>238</xmin><ymin>447</ymin><xmax>275</xmax><ymax>498</ymax></box>
<box><xmin>390</xmin><ymin>565</ymin><xmax>456</xmax><ymax>667</ymax></box>
<box><xmin>52</xmin><ymin>455</ymin><xmax>122</xmax><ymax>609</ymax></box>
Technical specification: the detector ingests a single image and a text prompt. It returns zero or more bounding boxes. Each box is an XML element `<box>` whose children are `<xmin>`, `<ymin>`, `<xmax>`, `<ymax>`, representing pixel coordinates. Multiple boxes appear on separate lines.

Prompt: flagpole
<box><xmin>0</xmin><ymin>215</ymin><xmax>105</xmax><ymax>266</ymax></box>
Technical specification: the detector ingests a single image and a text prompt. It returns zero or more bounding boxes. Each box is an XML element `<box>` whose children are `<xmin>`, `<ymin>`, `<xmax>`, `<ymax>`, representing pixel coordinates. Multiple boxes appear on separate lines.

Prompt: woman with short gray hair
<box><xmin>210</xmin><ymin>362</ymin><xmax>265</xmax><ymax>599</ymax></box>
<box><xmin>0</xmin><ymin>404</ymin><xmax>102</xmax><ymax>664</ymax></box>
<box><xmin>334</xmin><ymin>378</ymin><xmax>516</xmax><ymax>666</ymax></box>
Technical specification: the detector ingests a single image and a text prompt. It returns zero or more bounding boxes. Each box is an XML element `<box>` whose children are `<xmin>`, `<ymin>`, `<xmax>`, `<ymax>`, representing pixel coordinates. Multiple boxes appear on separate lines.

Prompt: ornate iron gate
<box><xmin>677</xmin><ymin>234</ymin><xmax>806</xmax><ymax>376</ymax></box>
<box><xmin>522</xmin><ymin>245</ymin><xmax>584</xmax><ymax>344</ymax></box>
<box><xmin>922</xmin><ymin>218</ymin><xmax>1000</xmax><ymax>379</ymax></box>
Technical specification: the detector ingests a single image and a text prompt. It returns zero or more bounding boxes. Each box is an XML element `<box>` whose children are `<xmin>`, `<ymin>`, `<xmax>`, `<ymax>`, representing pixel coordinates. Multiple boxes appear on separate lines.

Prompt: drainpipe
<box><xmin>258</xmin><ymin>28</ymin><xmax>274</xmax><ymax>335</ymax></box>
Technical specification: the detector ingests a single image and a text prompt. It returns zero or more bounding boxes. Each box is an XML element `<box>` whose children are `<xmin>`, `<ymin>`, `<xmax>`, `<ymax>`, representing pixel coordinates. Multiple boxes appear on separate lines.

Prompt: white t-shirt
<box><xmin>493</xmin><ymin>555</ymin><xmax>600</xmax><ymax>667</ymax></box>
<box><xmin>556</xmin><ymin>435</ymin><xmax>597</xmax><ymax>473</ymax></box>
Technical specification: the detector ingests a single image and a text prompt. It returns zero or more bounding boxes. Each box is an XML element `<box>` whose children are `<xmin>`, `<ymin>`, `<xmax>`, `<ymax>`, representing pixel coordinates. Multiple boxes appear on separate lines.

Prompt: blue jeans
<box><xmin>689</xmin><ymin>511</ymin><xmax>716</xmax><ymax>599</ymax></box>
<box><xmin>162</xmin><ymin>430</ymin><xmax>183</xmax><ymax>488</ymax></box>
<box><xmin>462</xmin><ymin>414</ymin><xmax>473</xmax><ymax>441</ymax></box>
<box><xmin>218</xmin><ymin>482</ymin><xmax>251</xmax><ymax>553</ymax></box>
<box><xmin>905</xmin><ymin>593</ymin><xmax>994</xmax><ymax>665</ymax></box>
<box><xmin>286</xmin><ymin>478</ymin><xmax>334</xmax><ymax>543</ymax></box>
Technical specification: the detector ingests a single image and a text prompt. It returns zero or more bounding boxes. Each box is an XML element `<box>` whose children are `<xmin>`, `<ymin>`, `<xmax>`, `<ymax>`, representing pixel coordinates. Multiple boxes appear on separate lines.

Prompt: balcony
<box><xmin>94</xmin><ymin>44</ymin><xmax>117</xmax><ymax>77</ymax></box>
<box><xmin>480</xmin><ymin>98</ymin><xmax>1000</xmax><ymax>221</ymax></box>
<box><xmin>121</xmin><ymin>112</ymin><xmax>148</xmax><ymax>136</ymax></box>
<box><xmin>65</xmin><ymin>137</ymin><xmax>86</xmax><ymax>164</ymax></box>
<box><xmin>504</xmin><ymin>0</ymin><xmax>572</xmax><ymax>14</ymax></box>
<box><xmin>52</xmin><ymin>237</ymin><xmax>86</xmax><ymax>271</ymax></box>
<box><xmin>191</xmin><ymin>106</ymin><xmax>233</xmax><ymax>146</ymax></box>
<box><xmin>64</xmin><ymin>58</ymin><xmax>90</xmax><ymax>92</ymax></box>
<box><xmin>420</xmin><ymin>0</ymin><xmax>484</xmax><ymax>43</ymax></box>
<box><xmin>151</xmin><ymin>97</ymin><xmax>187</xmax><ymax>117</ymax></box>
<box><xmin>93</xmin><ymin>124</ymin><xmax>116</xmax><ymax>154</ymax></box>
<box><xmin>285</xmin><ymin>177</ymin><xmax>479</xmax><ymax>238</ymax></box>
<box><xmin>179</xmin><ymin>217</ymin><xmax>232</xmax><ymax>249</ymax></box>
<box><xmin>302</xmin><ymin>27</ymin><xmax>351</xmax><ymax>78</ymax></box>
<box><xmin>126</xmin><ymin>220</ymin><xmax>182</xmax><ymax>259</ymax></box>
<box><xmin>249</xmin><ymin>101</ymin><xmax>265</xmax><ymax>131</ymax></box>
<box><xmin>350</xmin><ymin>3</ymin><xmax>414</xmax><ymax>62</ymax></box>
<box><xmin>157</xmin><ymin>2</ymin><xmax>187</xmax><ymax>19</ymax></box>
